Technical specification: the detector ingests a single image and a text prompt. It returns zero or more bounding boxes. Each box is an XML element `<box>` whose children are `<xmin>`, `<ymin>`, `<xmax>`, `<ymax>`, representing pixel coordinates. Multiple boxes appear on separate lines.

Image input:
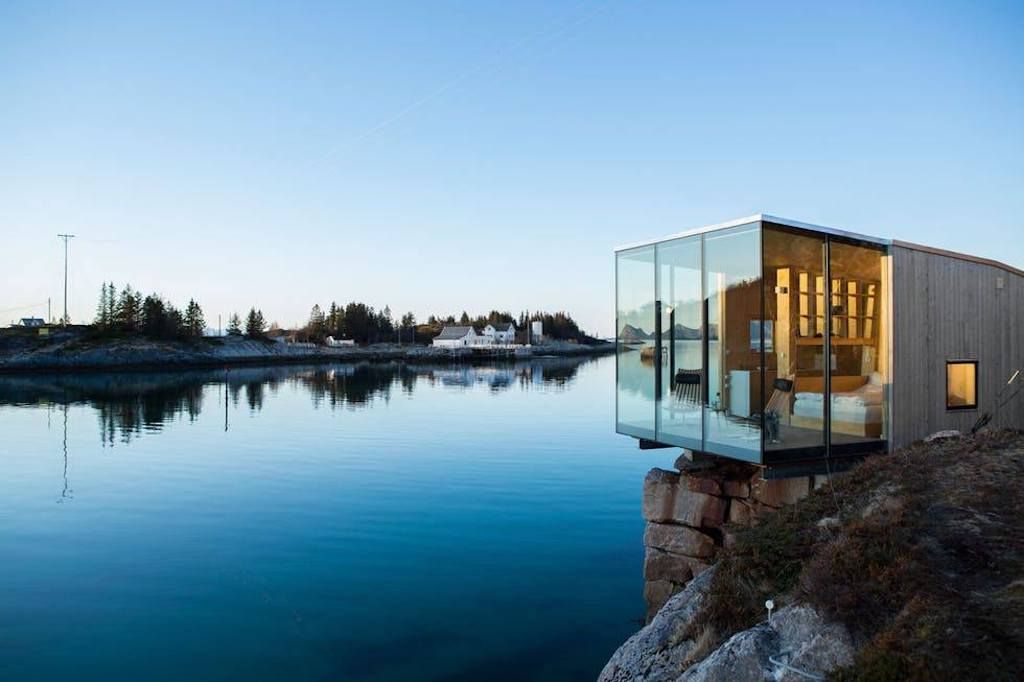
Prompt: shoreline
<box><xmin>0</xmin><ymin>335</ymin><xmax>615</xmax><ymax>375</ymax></box>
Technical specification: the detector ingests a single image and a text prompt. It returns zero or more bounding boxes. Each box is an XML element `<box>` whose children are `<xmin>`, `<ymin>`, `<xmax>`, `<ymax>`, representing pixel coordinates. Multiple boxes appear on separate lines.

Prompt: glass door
<box><xmin>827</xmin><ymin>240</ymin><xmax>888</xmax><ymax>450</ymax></box>
<box><xmin>655</xmin><ymin>236</ymin><xmax>703</xmax><ymax>449</ymax></box>
<box><xmin>615</xmin><ymin>246</ymin><xmax>657</xmax><ymax>440</ymax></box>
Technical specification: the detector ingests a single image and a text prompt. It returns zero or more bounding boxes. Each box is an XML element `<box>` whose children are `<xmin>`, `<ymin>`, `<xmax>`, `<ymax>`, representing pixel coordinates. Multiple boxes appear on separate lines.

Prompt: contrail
<box><xmin>313</xmin><ymin>1</ymin><xmax>613</xmax><ymax>164</ymax></box>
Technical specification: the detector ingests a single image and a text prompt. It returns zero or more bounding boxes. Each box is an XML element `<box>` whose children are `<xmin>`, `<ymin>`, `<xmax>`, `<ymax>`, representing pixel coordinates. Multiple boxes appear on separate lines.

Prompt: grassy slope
<box><xmin>687</xmin><ymin>430</ymin><xmax>1024</xmax><ymax>681</ymax></box>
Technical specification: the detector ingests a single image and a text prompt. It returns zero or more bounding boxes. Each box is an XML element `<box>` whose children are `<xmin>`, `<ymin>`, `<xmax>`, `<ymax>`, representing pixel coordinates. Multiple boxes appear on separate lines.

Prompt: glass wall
<box><xmin>656</xmin><ymin>236</ymin><xmax>703</xmax><ymax>449</ymax></box>
<box><xmin>615</xmin><ymin>246</ymin><xmax>656</xmax><ymax>439</ymax></box>
<box><xmin>828</xmin><ymin>240</ymin><xmax>888</xmax><ymax>448</ymax></box>
<box><xmin>615</xmin><ymin>221</ymin><xmax>888</xmax><ymax>464</ymax></box>
<box><xmin>703</xmin><ymin>225</ymin><xmax>762</xmax><ymax>461</ymax></box>
<box><xmin>762</xmin><ymin>226</ymin><xmax>827</xmax><ymax>455</ymax></box>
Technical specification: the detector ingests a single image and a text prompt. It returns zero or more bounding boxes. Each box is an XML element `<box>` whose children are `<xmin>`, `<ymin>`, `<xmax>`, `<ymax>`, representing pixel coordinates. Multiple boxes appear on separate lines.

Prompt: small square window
<box><xmin>946</xmin><ymin>361</ymin><xmax>978</xmax><ymax>410</ymax></box>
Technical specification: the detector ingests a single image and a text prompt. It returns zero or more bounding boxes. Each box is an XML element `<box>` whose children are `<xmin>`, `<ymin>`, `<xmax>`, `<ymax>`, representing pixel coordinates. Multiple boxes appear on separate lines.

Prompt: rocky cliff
<box><xmin>603</xmin><ymin>430</ymin><xmax>1024</xmax><ymax>681</ymax></box>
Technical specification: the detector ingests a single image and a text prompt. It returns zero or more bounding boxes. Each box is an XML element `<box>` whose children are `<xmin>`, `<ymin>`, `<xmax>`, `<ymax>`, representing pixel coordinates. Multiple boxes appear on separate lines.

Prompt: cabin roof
<box><xmin>435</xmin><ymin>326</ymin><xmax>475</xmax><ymax>339</ymax></box>
<box><xmin>613</xmin><ymin>214</ymin><xmax>888</xmax><ymax>252</ymax></box>
<box><xmin>614</xmin><ymin>213</ymin><xmax>1023</xmax><ymax>278</ymax></box>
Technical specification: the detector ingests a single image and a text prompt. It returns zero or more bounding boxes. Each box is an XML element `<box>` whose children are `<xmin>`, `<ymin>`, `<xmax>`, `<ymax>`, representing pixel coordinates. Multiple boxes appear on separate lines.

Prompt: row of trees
<box><xmin>300</xmin><ymin>302</ymin><xmax>414</xmax><ymax>344</ymax></box>
<box><xmin>94</xmin><ymin>283</ymin><xmax>205</xmax><ymax>340</ymax></box>
<box><xmin>93</xmin><ymin>284</ymin><xmax>594</xmax><ymax>345</ymax></box>
<box><xmin>226</xmin><ymin>309</ymin><xmax>269</xmax><ymax>338</ymax></box>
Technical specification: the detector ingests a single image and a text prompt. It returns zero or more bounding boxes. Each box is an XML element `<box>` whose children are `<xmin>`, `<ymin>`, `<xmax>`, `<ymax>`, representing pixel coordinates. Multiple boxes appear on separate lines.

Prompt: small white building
<box><xmin>432</xmin><ymin>325</ymin><xmax>478</xmax><ymax>348</ymax></box>
<box><xmin>325</xmin><ymin>336</ymin><xmax>355</xmax><ymax>347</ymax></box>
<box><xmin>482</xmin><ymin>322</ymin><xmax>516</xmax><ymax>344</ymax></box>
<box><xmin>530</xmin><ymin>320</ymin><xmax>543</xmax><ymax>343</ymax></box>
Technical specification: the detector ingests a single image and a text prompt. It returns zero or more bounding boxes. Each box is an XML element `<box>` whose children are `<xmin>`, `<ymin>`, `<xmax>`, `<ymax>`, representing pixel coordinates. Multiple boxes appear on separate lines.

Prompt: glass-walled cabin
<box><xmin>615</xmin><ymin>217</ymin><xmax>889</xmax><ymax>469</ymax></box>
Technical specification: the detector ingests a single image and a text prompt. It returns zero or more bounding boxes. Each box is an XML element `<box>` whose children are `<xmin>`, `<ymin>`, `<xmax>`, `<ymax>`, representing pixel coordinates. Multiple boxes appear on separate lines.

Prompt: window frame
<box><xmin>946</xmin><ymin>360</ymin><xmax>979</xmax><ymax>411</ymax></box>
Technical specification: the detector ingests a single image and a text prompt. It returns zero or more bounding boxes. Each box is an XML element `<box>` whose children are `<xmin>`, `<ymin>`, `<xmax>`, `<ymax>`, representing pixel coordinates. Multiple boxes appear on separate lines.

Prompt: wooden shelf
<box><xmin>795</xmin><ymin>337</ymin><xmax>874</xmax><ymax>346</ymax></box>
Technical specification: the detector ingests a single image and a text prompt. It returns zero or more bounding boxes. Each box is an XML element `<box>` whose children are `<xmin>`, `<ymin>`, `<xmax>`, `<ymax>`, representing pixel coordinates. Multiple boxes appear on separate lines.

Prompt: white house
<box><xmin>325</xmin><ymin>336</ymin><xmax>355</xmax><ymax>347</ymax></box>
<box><xmin>432</xmin><ymin>326</ymin><xmax>478</xmax><ymax>348</ymax></box>
<box><xmin>482</xmin><ymin>322</ymin><xmax>517</xmax><ymax>344</ymax></box>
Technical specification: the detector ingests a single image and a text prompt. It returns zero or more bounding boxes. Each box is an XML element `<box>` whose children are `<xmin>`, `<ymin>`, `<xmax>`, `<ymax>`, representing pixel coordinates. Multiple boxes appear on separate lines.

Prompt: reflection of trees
<box><xmin>97</xmin><ymin>383</ymin><xmax>204</xmax><ymax>445</ymax></box>
<box><xmin>0</xmin><ymin>356</ymin><xmax>595</xmax><ymax>444</ymax></box>
<box><xmin>295</xmin><ymin>363</ymin><xmax>402</xmax><ymax>409</ymax></box>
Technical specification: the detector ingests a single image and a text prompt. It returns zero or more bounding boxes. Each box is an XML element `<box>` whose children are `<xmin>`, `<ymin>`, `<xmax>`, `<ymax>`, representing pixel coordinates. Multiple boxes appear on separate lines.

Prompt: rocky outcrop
<box><xmin>601</xmin><ymin>573</ymin><xmax>854</xmax><ymax>682</ymax></box>
<box><xmin>641</xmin><ymin>454</ymin><xmax>815</xmax><ymax>618</ymax></box>
<box><xmin>598</xmin><ymin>567</ymin><xmax>716</xmax><ymax>682</ymax></box>
<box><xmin>678</xmin><ymin>605</ymin><xmax>855</xmax><ymax>682</ymax></box>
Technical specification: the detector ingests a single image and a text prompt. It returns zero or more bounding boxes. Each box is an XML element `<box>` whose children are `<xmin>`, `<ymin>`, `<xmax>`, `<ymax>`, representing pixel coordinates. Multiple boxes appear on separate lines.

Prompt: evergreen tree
<box><xmin>227</xmin><ymin>313</ymin><xmax>242</xmax><ymax>336</ymax></box>
<box><xmin>141</xmin><ymin>294</ymin><xmax>168</xmax><ymax>338</ymax></box>
<box><xmin>245</xmin><ymin>308</ymin><xmax>266</xmax><ymax>338</ymax></box>
<box><xmin>459</xmin><ymin>311</ymin><xmax>470</xmax><ymax>325</ymax></box>
<box><xmin>184</xmin><ymin>299</ymin><xmax>206</xmax><ymax>337</ymax></box>
<box><xmin>307</xmin><ymin>304</ymin><xmax>327</xmax><ymax>342</ymax></box>
<box><xmin>94</xmin><ymin>282</ymin><xmax>113</xmax><ymax>330</ymax></box>
<box><xmin>115</xmin><ymin>285</ymin><xmax>142</xmax><ymax>332</ymax></box>
<box><xmin>327</xmin><ymin>302</ymin><xmax>342</xmax><ymax>336</ymax></box>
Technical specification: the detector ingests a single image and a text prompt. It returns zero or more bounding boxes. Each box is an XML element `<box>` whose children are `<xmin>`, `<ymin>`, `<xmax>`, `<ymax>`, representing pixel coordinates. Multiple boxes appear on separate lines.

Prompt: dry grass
<box><xmin>687</xmin><ymin>430</ymin><xmax>1024</xmax><ymax>680</ymax></box>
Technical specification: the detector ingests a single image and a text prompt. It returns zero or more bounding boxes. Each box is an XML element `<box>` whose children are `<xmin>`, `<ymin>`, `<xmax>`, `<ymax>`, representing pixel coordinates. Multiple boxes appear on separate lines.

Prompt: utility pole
<box><xmin>57</xmin><ymin>234</ymin><xmax>75</xmax><ymax>325</ymax></box>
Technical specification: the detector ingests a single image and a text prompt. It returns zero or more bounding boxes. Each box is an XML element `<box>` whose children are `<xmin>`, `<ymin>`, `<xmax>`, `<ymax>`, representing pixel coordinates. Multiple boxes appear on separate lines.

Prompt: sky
<box><xmin>1</xmin><ymin>1</ymin><xmax>1022</xmax><ymax>337</ymax></box>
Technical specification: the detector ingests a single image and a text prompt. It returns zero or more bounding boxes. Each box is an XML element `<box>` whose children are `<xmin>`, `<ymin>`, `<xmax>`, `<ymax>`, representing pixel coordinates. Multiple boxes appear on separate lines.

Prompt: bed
<box><xmin>789</xmin><ymin>373</ymin><xmax>884</xmax><ymax>438</ymax></box>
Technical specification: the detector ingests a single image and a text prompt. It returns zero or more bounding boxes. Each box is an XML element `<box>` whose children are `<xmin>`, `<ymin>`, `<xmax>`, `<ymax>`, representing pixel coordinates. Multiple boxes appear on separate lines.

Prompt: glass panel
<box><xmin>828</xmin><ymin>240</ymin><xmax>888</xmax><ymax>447</ymax></box>
<box><xmin>703</xmin><ymin>224</ymin><xmax>762</xmax><ymax>461</ymax></box>
<box><xmin>656</xmin><ymin>236</ymin><xmax>702</xmax><ymax>448</ymax></box>
<box><xmin>616</xmin><ymin>246</ymin><xmax>656</xmax><ymax>439</ymax></box>
<box><xmin>946</xmin><ymin>362</ymin><xmax>977</xmax><ymax>409</ymax></box>
<box><xmin>762</xmin><ymin>227</ymin><xmax>826</xmax><ymax>453</ymax></box>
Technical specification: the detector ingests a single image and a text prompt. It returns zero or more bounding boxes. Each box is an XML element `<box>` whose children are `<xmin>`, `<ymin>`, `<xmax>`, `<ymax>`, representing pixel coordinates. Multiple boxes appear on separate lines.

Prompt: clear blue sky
<box><xmin>2</xmin><ymin>1</ymin><xmax>1021</xmax><ymax>337</ymax></box>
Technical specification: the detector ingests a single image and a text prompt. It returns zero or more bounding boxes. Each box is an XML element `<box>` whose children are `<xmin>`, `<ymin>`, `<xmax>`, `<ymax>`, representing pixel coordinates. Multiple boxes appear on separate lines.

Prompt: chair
<box><xmin>764</xmin><ymin>377</ymin><xmax>794</xmax><ymax>443</ymax></box>
<box><xmin>673</xmin><ymin>369</ymin><xmax>701</xmax><ymax>405</ymax></box>
<box><xmin>764</xmin><ymin>378</ymin><xmax>794</xmax><ymax>414</ymax></box>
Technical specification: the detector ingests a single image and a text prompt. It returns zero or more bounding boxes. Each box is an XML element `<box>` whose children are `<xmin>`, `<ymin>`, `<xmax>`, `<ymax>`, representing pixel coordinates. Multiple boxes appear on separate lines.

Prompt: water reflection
<box><xmin>0</xmin><ymin>357</ymin><xmax>592</xmax><ymax>446</ymax></box>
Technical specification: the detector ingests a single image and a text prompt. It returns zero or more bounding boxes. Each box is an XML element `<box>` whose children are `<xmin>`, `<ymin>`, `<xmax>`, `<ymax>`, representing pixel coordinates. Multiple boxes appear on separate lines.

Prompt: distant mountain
<box><xmin>619</xmin><ymin>324</ymin><xmax>652</xmax><ymax>342</ymax></box>
<box><xmin>619</xmin><ymin>323</ymin><xmax>717</xmax><ymax>341</ymax></box>
<box><xmin>671</xmin><ymin>323</ymin><xmax>701</xmax><ymax>340</ymax></box>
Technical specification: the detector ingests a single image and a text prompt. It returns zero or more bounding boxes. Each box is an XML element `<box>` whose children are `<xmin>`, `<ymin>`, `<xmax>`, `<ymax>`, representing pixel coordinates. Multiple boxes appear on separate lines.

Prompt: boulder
<box><xmin>598</xmin><ymin>567</ymin><xmax>716</xmax><ymax>682</ymax></box>
<box><xmin>643</xmin><ymin>469</ymin><xmax>727</xmax><ymax>529</ymax></box>
<box><xmin>644</xmin><ymin>523</ymin><xmax>716</xmax><ymax>559</ymax></box>
<box><xmin>643</xmin><ymin>468</ymin><xmax>682</xmax><ymax>523</ymax></box>
<box><xmin>673</xmin><ymin>488</ymin><xmax>728</xmax><ymax>529</ymax></box>
<box><xmin>643</xmin><ymin>579</ymin><xmax>686</xmax><ymax>620</ymax></box>
<box><xmin>677</xmin><ymin>604</ymin><xmax>854</xmax><ymax>682</ymax></box>
<box><xmin>771</xmin><ymin>605</ymin><xmax>855</xmax><ymax>680</ymax></box>
<box><xmin>721</xmin><ymin>479</ymin><xmax>750</xmax><ymax>498</ymax></box>
<box><xmin>727</xmin><ymin>499</ymin><xmax>752</xmax><ymax>525</ymax></box>
<box><xmin>684</xmin><ymin>476</ymin><xmax>723</xmax><ymax>496</ymax></box>
<box><xmin>677</xmin><ymin>623</ymin><xmax>777</xmax><ymax>682</ymax></box>
<box><xmin>750</xmin><ymin>474</ymin><xmax>811</xmax><ymax>508</ymax></box>
<box><xmin>925</xmin><ymin>429</ymin><xmax>961</xmax><ymax>442</ymax></box>
<box><xmin>643</xmin><ymin>548</ymin><xmax>695</xmax><ymax>583</ymax></box>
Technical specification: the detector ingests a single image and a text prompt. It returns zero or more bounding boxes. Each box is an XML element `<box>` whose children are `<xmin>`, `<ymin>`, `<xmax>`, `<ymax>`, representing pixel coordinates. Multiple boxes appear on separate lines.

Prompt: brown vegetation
<box><xmin>687</xmin><ymin>430</ymin><xmax>1024</xmax><ymax>680</ymax></box>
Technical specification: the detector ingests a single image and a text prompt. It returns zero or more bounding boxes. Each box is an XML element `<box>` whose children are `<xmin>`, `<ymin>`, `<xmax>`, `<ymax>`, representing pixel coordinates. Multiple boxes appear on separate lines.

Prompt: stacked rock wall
<box><xmin>641</xmin><ymin>452</ymin><xmax>820</xmax><ymax>620</ymax></box>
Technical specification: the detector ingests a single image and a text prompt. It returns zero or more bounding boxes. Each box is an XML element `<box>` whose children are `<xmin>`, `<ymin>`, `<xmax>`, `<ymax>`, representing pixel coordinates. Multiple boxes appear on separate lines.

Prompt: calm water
<box><xmin>0</xmin><ymin>356</ymin><xmax>673</xmax><ymax>681</ymax></box>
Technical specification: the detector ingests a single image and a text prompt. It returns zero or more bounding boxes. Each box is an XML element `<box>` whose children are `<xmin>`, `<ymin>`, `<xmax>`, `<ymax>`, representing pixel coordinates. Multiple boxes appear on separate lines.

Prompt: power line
<box><xmin>57</xmin><ymin>234</ymin><xmax>75</xmax><ymax>325</ymax></box>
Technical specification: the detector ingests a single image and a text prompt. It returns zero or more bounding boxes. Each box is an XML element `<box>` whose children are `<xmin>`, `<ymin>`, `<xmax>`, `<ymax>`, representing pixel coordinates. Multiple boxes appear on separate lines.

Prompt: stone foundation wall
<box><xmin>642</xmin><ymin>452</ymin><xmax>823</xmax><ymax>620</ymax></box>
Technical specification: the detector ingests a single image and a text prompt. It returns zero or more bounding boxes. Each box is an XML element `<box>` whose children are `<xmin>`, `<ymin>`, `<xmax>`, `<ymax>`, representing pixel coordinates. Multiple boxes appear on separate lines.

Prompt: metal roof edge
<box><xmin>891</xmin><ymin>240</ymin><xmax>1024</xmax><ymax>279</ymax></box>
<box><xmin>613</xmin><ymin>213</ymin><xmax>890</xmax><ymax>252</ymax></box>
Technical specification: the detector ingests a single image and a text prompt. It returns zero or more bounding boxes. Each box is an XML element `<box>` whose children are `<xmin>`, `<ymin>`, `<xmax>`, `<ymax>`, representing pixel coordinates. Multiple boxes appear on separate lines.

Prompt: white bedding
<box><xmin>793</xmin><ymin>400</ymin><xmax>882</xmax><ymax>423</ymax></box>
<box><xmin>792</xmin><ymin>378</ymin><xmax>883</xmax><ymax>424</ymax></box>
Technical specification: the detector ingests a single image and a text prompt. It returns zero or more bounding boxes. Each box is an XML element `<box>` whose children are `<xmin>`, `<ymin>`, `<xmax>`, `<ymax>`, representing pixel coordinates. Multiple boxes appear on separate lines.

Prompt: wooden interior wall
<box><xmin>890</xmin><ymin>246</ymin><xmax>1024</xmax><ymax>447</ymax></box>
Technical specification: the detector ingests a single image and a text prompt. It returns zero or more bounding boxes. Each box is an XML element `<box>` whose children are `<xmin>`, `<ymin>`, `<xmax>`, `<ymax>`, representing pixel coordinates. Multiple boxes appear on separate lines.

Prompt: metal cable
<box><xmin>768</xmin><ymin>650</ymin><xmax>826</xmax><ymax>681</ymax></box>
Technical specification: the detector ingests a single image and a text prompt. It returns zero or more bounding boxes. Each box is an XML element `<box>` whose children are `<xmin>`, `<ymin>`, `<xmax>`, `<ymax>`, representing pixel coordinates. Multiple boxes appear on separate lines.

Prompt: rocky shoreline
<box><xmin>601</xmin><ymin>431</ymin><xmax>1024</xmax><ymax>681</ymax></box>
<box><xmin>0</xmin><ymin>331</ymin><xmax>614</xmax><ymax>373</ymax></box>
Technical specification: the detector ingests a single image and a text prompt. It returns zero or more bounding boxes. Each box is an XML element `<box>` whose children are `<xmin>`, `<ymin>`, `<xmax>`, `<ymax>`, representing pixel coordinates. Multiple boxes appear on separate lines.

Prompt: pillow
<box><xmin>867</xmin><ymin>371</ymin><xmax>883</xmax><ymax>386</ymax></box>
